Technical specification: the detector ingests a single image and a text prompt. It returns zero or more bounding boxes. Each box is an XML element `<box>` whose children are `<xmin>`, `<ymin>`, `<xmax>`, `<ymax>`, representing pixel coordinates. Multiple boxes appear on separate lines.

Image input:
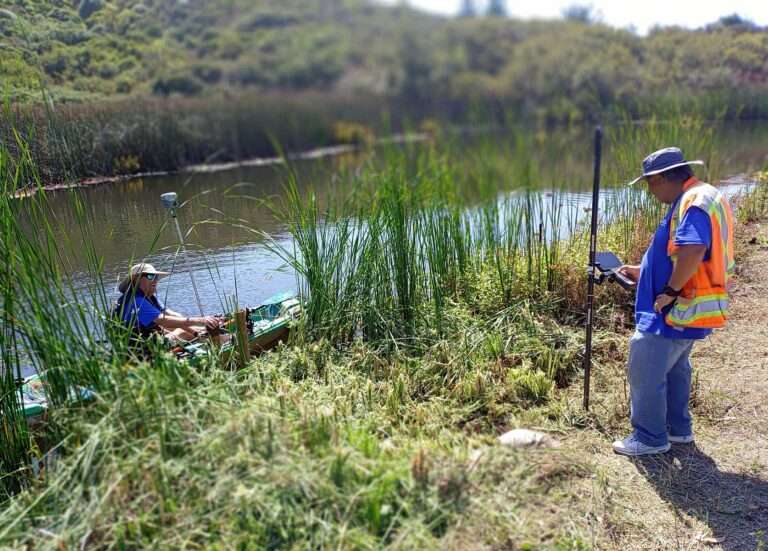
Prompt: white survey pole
<box><xmin>160</xmin><ymin>192</ymin><xmax>205</xmax><ymax>317</ymax></box>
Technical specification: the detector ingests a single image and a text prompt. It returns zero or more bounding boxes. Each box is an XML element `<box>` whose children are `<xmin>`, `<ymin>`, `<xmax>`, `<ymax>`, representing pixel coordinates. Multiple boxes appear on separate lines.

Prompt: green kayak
<box><xmin>19</xmin><ymin>374</ymin><xmax>95</xmax><ymax>424</ymax></box>
<box><xmin>18</xmin><ymin>293</ymin><xmax>300</xmax><ymax>422</ymax></box>
<box><xmin>20</xmin><ymin>375</ymin><xmax>48</xmax><ymax>422</ymax></box>
<box><xmin>172</xmin><ymin>292</ymin><xmax>301</xmax><ymax>365</ymax></box>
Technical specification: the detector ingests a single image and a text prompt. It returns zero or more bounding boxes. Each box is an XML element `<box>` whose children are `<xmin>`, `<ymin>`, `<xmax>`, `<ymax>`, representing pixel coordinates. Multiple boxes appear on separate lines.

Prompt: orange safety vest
<box><xmin>666</xmin><ymin>178</ymin><xmax>735</xmax><ymax>329</ymax></box>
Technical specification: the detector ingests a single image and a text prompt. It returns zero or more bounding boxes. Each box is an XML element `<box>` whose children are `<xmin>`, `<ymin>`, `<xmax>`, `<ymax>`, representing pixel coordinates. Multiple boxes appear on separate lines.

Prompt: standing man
<box><xmin>613</xmin><ymin>147</ymin><xmax>734</xmax><ymax>456</ymax></box>
<box><xmin>115</xmin><ymin>263</ymin><xmax>221</xmax><ymax>344</ymax></box>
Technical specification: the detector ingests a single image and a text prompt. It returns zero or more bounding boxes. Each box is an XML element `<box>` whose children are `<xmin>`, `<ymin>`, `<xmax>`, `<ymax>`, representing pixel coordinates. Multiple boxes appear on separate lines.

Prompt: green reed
<box><xmin>272</xmin><ymin>135</ymin><xmax>580</xmax><ymax>345</ymax></box>
<box><xmin>738</xmin><ymin>169</ymin><xmax>768</xmax><ymax>223</ymax></box>
<box><xmin>0</xmin><ymin>122</ymin><xmax>143</xmax><ymax>494</ymax></box>
<box><xmin>0</xmin><ymin>168</ymin><xmax>28</xmax><ymax>496</ymax></box>
<box><xmin>272</xmin><ymin>115</ymin><xmax>719</xmax><ymax>349</ymax></box>
<box><xmin>3</xmin><ymin>91</ymin><xmax>389</xmax><ymax>184</ymax></box>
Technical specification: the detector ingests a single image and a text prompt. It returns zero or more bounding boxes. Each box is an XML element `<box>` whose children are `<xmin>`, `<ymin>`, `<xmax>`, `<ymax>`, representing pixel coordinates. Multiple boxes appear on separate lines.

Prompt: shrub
<box><xmin>97</xmin><ymin>62</ymin><xmax>117</xmax><ymax>79</ymax></box>
<box><xmin>78</xmin><ymin>0</ymin><xmax>103</xmax><ymax>20</ymax></box>
<box><xmin>53</xmin><ymin>27</ymin><xmax>91</xmax><ymax>46</ymax></box>
<box><xmin>112</xmin><ymin>154</ymin><xmax>140</xmax><ymax>175</ymax></box>
<box><xmin>227</xmin><ymin>66</ymin><xmax>271</xmax><ymax>87</ymax></box>
<box><xmin>42</xmin><ymin>52</ymin><xmax>68</xmax><ymax>76</ymax></box>
<box><xmin>152</xmin><ymin>74</ymin><xmax>203</xmax><ymax>96</ymax></box>
<box><xmin>332</xmin><ymin>121</ymin><xmax>375</xmax><ymax>146</ymax></box>
<box><xmin>192</xmin><ymin>64</ymin><xmax>223</xmax><ymax>84</ymax></box>
<box><xmin>506</xmin><ymin>367</ymin><xmax>554</xmax><ymax>405</ymax></box>
<box><xmin>115</xmin><ymin>78</ymin><xmax>132</xmax><ymax>93</ymax></box>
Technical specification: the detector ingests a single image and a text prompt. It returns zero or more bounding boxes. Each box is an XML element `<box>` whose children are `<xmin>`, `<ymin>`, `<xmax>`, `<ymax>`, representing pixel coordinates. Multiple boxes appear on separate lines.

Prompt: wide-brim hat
<box><xmin>118</xmin><ymin>263</ymin><xmax>169</xmax><ymax>293</ymax></box>
<box><xmin>627</xmin><ymin>146</ymin><xmax>705</xmax><ymax>186</ymax></box>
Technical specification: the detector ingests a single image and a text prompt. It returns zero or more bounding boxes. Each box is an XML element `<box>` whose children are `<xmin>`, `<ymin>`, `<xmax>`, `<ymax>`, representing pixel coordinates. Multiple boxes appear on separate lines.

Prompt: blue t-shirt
<box><xmin>635</xmin><ymin>202</ymin><xmax>712</xmax><ymax>339</ymax></box>
<box><xmin>118</xmin><ymin>290</ymin><xmax>166</xmax><ymax>331</ymax></box>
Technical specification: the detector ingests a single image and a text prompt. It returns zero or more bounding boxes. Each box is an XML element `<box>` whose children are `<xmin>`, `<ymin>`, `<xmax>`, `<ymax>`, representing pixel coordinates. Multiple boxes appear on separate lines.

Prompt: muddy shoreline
<box><xmin>12</xmin><ymin>133</ymin><xmax>430</xmax><ymax>199</ymax></box>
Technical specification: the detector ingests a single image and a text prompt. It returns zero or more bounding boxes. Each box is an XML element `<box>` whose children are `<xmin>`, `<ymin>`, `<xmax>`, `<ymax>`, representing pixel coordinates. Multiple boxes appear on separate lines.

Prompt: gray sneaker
<box><xmin>668</xmin><ymin>433</ymin><xmax>694</xmax><ymax>444</ymax></box>
<box><xmin>612</xmin><ymin>434</ymin><xmax>671</xmax><ymax>456</ymax></box>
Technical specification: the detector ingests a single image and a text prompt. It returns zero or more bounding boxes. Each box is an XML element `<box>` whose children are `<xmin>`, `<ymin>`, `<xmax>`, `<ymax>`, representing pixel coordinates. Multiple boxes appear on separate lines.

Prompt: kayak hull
<box><xmin>176</xmin><ymin>293</ymin><xmax>301</xmax><ymax>365</ymax></box>
<box><xmin>19</xmin><ymin>374</ymin><xmax>94</xmax><ymax>424</ymax></box>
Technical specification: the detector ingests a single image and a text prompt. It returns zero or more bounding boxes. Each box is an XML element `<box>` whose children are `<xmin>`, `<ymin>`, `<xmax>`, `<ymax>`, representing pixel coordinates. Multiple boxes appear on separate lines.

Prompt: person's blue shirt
<box><xmin>116</xmin><ymin>289</ymin><xmax>166</xmax><ymax>332</ymax></box>
<box><xmin>635</xmin><ymin>200</ymin><xmax>712</xmax><ymax>339</ymax></box>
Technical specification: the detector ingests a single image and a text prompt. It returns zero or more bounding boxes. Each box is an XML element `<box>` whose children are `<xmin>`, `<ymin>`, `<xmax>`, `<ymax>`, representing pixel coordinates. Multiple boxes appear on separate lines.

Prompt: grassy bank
<box><xmin>2</xmin><ymin>116</ymin><xmax>759</xmax><ymax>548</ymax></box>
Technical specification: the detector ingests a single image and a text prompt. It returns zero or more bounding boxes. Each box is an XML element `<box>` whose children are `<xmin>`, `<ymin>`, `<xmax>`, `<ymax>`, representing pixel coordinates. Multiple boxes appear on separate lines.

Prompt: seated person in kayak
<box><xmin>115</xmin><ymin>263</ymin><xmax>221</xmax><ymax>342</ymax></box>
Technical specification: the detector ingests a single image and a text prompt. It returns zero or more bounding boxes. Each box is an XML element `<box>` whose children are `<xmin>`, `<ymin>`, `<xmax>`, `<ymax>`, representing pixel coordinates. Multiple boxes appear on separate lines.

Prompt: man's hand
<box><xmin>618</xmin><ymin>264</ymin><xmax>641</xmax><ymax>283</ymax></box>
<box><xmin>201</xmin><ymin>316</ymin><xmax>221</xmax><ymax>332</ymax></box>
<box><xmin>653</xmin><ymin>293</ymin><xmax>676</xmax><ymax>313</ymax></box>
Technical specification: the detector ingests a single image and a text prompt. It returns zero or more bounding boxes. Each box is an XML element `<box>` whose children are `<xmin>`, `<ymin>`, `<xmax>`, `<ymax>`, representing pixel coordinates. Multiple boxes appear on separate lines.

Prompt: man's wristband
<box><xmin>661</xmin><ymin>285</ymin><xmax>681</xmax><ymax>297</ymax></box>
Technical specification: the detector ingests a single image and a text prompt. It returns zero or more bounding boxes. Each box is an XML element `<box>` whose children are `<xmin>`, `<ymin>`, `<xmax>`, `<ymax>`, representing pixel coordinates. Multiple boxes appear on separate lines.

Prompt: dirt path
<box><xmin>597</xmin><ymin>221</ymin><xmax>768</xmax><ymax>551</ymax></box>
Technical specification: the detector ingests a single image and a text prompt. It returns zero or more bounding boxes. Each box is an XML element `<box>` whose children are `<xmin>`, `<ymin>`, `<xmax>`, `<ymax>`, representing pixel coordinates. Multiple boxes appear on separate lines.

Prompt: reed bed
<box><xmin>0</xmin><ymin>130</ymin><xmax>142</xmax><ymax>495</ymax></box>
<box><xmin>1</xmin><ymin>91</ymin><xmax>389</xmax><ymax>184</ymax></box>
<box><xmin>269</xmin><ymin>126</ymin><xmax>688</xmax><ymax>347</ymax></box>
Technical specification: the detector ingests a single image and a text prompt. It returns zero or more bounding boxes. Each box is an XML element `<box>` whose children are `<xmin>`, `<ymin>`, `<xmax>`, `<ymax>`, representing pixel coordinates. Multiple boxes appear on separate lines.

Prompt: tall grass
<box><xmin>271</xmin><ymin>113</ymin><xmax>727</xmax><ymax>351</ymax></box>
<box><xmin>271</xmin><ymin>130</ymin><xmax>637</xmax><ymax>346</ymax></box>
<box><xmin>738</xmin><ymin>170</ymin><xmax>768</xmax><ymax>223</ymax></box>
<box><xmin>0</xmin><ymin>126</ymin><xmax>141</xmax><ymax>495</ymax></box>
<box><xmin>2</xmin><ymin>92</ymin><xmax>393</xmax><ymax>185</ymax></box>
<box><xmin>0</xmin><ymin>211</ymin><xmax>28</xmax><ymax>496</ymax></box>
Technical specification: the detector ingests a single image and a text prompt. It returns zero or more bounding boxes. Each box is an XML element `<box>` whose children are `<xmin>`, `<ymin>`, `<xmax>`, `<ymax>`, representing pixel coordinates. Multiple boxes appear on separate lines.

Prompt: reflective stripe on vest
<box><xmin>665</xmin><ymin>178</ymin><xmax>735</xmax><ymax>329</ymax></box>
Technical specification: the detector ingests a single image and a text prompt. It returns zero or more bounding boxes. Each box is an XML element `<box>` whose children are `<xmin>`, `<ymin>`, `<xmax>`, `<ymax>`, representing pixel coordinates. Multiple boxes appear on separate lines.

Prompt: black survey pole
<box><xmin>583</xmin><ymin>126</ymin><xmax>602</xmax><ymax>411</ymax></box>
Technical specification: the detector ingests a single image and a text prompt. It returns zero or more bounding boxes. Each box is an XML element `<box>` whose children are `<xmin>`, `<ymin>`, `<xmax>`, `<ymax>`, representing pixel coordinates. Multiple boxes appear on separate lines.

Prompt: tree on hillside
<box><xmin>397</xmin><ymin>33</ymin><xmax>434</xmax><ymax>104</ymax></box>
<box><xmin>705</xmin><ymin>13</ymin><xmax>759</xmax><ymax>32</ymax></box>
<box><xmin>459</xmin><ymin>0</ymin><xmax>477</xmax><ymax>18</ymax></box>
<box><xmin>487</xmin><ymin>0</ymin><xmax>507</xmax><ymax>17</ymax></box>
<box><xmin>78</xmin><ymin>0</ymin><xmax>103</xmax><ymax>20</ymax></box>
<box><xmin>561</xmin><ymin>4</ymin><xmax>597</xmax><ymax>24</ymax></box>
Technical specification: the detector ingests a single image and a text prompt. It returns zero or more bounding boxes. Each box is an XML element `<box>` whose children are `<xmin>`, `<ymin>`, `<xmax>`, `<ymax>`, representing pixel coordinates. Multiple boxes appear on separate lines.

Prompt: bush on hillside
<box><xmin>192</xmin><ymin>64</ymin><xmax>223</xmax><ymax>84</ymax></box>
<box><xmin>78</xmin><ymin>0</ymin><xmax>103</xmax><ymax>20</ymax></box>
<box><xmin>152</xmin><ymin>74</ymin><xmax>203</xmax><ymax>97</ymax></box>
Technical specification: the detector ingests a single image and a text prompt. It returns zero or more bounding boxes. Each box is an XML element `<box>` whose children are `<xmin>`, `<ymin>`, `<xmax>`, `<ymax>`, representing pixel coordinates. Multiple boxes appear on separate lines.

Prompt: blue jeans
<box><xmin>627</xmin><ymin>330</ymin><xmax>696</xmax><ymax>446</ymax></box>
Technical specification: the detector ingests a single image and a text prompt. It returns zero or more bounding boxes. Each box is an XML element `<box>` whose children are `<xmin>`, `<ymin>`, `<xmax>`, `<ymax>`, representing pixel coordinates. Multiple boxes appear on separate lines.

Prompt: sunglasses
<box><xmin>142</xmin><ymin>273</ymin><xmax>158</xmax><ymax>281</ymax></box>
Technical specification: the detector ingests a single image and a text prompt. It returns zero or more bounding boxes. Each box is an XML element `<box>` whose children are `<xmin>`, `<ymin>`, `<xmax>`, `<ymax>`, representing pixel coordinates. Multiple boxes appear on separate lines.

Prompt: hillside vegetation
<box><xmin>2</xmin><ymin>0</ymin><xmax>768</xmax><ymax>120</ymax></box>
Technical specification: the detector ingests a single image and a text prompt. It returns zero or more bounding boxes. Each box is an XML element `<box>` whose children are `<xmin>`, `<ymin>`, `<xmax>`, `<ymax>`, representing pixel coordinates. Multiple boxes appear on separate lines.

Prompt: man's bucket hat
<box><xmin>118</xmin><ymin>263</ymin><xmax>169</xmax><ymax>293</ymax></box>
<box><xmin>627</xmin><ymin>147</ymin><xmax>704</xmax><ymax>186</ymax></box>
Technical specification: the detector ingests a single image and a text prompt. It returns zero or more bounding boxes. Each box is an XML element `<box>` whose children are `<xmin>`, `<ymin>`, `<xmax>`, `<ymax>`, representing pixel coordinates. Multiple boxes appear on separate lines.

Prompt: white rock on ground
<box><xmin>498</xmin><ymin>428</ymin><xmax>560</xmax><ymax>449</ymax></box>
